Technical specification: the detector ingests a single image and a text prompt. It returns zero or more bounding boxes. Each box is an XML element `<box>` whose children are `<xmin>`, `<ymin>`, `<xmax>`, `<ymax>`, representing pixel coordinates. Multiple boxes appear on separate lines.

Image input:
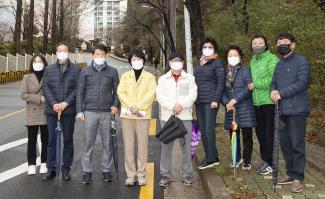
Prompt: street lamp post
<box><xmin>184</xmin><ymin>2</ymin><xmax>193</xmax><ymax>75</ymax></box>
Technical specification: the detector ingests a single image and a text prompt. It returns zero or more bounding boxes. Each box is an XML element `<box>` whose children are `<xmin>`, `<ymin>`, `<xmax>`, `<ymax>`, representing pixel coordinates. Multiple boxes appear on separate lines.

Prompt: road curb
<box><xmin>194</xmin><ymin>143</ymin><xmax>230</xmax><ymax>199</ymax></box>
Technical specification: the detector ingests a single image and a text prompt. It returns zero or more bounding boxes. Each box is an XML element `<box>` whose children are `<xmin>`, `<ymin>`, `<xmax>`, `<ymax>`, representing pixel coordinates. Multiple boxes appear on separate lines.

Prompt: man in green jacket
<box><xmin>249</xmin><ymin>35</ymin><xmax>279</xmax><ymax>175</ymax></box>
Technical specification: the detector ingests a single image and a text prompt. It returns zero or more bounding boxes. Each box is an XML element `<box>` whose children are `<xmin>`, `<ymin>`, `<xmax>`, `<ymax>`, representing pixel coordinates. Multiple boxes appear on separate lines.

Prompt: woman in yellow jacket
<box><xmin>117</xmin><ymin>49</ymin><xmax>157</xmax><ymax>186</ymax></box>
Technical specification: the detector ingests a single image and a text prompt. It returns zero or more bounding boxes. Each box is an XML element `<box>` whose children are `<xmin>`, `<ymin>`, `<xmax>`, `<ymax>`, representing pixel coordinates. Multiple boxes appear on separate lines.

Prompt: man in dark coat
<box><xmin>42</xmin><ymin>42</ymin><xmax>80</xmax><ymax>181</ymax></box>
<box><xmin>270</xmin><ymin>32</ymin><xmax>310</xmax><ymax>193</ymax></box>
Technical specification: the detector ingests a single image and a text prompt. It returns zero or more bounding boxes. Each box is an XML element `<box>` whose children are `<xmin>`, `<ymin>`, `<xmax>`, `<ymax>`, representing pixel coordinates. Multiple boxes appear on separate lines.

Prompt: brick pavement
<box><xmin>196</xmin><ymin>124</ymin><xmax>325</xmax><ymax>199</ymax></box>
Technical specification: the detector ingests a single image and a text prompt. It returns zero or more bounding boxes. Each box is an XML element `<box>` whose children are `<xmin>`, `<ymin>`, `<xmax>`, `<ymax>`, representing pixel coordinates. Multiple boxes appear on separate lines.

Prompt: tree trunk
<box><xmin>27</xmin><ymin>0</ymin><xmax>34</xmax><ymax>54</ymax></box>
<box><xmin>43</xmin><ymin>0</ymin><xmax>49</xmax><ymax>53</ymax></box>
<box><xmin>242</xmin><ymin>0</ymin><xmax>249</xmax><ymax>34</ymax></box>
<box><xmin>14</xmin><ymin>0</ymin><xmax>23</xmax><ymax>54</ymax></box>
<box><xmin>59</xmin><ymin>0</ymin><xmax>64</xmax><ymax>42</ymax></box>
<box><xmin>51</xmin><ymin>0</ymin><xmax>57</xmax><ymax>53</ymax></box>
<box><xmin>184</xmin><ymin>0</ymin><xmax>205</xmax><ymax>58</ymax></box>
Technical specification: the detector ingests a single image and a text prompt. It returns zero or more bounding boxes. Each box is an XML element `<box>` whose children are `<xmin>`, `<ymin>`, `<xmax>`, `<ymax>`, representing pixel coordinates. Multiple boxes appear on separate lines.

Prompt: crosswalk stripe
<box><xmin>0</xmin><ymin>138</ymin><xmax>27</xmax><ymax>153</ymax></box>
<box><xmin>0</xmin><ymin>134</ymin><xmax>43</xmax><ymax>183</ymax></box>
<box><xmin>0</xmin><ymin>157</ymin><xmax>41</xmax><ymax>184</ymax></box>
<box><xmin>139</xmin><ymin>163</ymin><xmax>155</xmax><ymax>199</ymax></box>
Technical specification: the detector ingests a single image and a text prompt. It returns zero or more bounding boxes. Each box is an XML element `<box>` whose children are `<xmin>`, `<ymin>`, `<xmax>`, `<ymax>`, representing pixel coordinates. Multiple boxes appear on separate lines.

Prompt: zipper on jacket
<box><xmin>97</xmin><ymin>70</ymin><xmax>100</xmax><ymax>110</ymax></box>
<box><xmin>254</xmin><ymin>59</ymin><xmax>260</xmax><ymax>105</ymax></box>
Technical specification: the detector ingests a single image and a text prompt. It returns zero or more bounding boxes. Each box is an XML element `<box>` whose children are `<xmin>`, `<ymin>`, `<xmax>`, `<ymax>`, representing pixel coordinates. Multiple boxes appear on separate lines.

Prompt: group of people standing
<box><xmin>21</xmin><ymin>31</ymin><xmax>310</xmax><ymax>193</ymax></box>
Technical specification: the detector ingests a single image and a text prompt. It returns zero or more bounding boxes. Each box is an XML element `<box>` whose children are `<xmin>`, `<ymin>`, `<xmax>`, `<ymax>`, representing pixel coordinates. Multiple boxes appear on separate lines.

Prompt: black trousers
<box><xmin>27</xmin><ymin>125</ymin><xmax>48</xmax><ymax>165</ymax></box>
<box><xmin>254</xmin><ymin>104</ymin><xmax>275</xmax><ymax>166</ymax></box>
<box><xmin>228</xmin><ymin>128</ymin><xmax>253</xmax><ymax>164</ymax></box>
<box><xmin>280</xmin><ymin>115</ymin><xmax>307</xmax><ymax>181</ymax></box>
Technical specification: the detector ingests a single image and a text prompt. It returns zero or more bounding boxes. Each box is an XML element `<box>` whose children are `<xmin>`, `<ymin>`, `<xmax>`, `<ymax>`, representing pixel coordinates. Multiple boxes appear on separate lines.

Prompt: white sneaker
<box><xmin>138</xmin><ymin>175</ymin><xmax>147</xmax><ymax>186</ymax></box>
<box><xmin>125</xmin><ymin>177</ymin><xmax>137</xmax><ymax>186</ymax></box>
<box><xmin>28</xmin><ymin>165</ymin><xmax>36</xmax><ymax>175</ymax></box>
<box><xmin>39</xmin><ymin>163</ymin><xmax>48</xmax><ymax>174</ymax></box>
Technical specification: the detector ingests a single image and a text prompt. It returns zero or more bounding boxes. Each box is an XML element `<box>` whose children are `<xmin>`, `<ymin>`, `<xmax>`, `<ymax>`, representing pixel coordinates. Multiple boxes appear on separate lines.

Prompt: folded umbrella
<box><xmin>191</xmin><ymin>120</ymin><xmax>201</xmax><ymax>159</ymax></box>
<box><xmin>155</xmin><ymin>115</ymin><xmax>187</xmax><ymax>144</ymax></box>
<box><xmin>272</xmin><ymin>102</ymin><xmax>285</xmax><ymax>191</ymax></box>
<box><xmin>55</xmin><ymin>112</ymin><xmax>62</xmax><ymax>176</ymax></box>
<box><xmin>231</xmin><ymin>110</ymin><xmax>238</xmax><ymax>178</ymax></box>
<box><xmin>110</xmin><ymin>114</ymin><xmax>119</xmax><ymax>179</ymax></box>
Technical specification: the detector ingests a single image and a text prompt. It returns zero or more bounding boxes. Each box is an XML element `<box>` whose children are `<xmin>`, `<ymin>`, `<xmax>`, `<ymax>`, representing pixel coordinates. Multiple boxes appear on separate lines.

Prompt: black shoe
<box><xmin>103</xmin><ymin>172</ymin><xmax>113</xmax><ymax>182</ymax></box>
<box><xmin>42</xmin><ymin>171</ymin><xmax>56</xmax><ymax>181</ymax></box>
<box><xmin>83</xmin><ymin>172</ymin><xmax>92</xmax><ymax>184</ymax></box>
<box><xmin>198</xmin><ymin>159</ymin><xmax>219</xmax><ymax>170</ymax></box>
<box><xmin>62</xmin><ymin>169</ymin><xmax>71</xmax><ymax>181</ymax></box>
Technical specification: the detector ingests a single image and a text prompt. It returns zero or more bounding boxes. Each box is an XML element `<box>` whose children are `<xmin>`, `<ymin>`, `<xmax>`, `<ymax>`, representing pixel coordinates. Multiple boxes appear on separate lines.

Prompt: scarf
<box><xmin>200</xmin><ymin>53</ymin><xmax>218</xmax><ymax>66</ymax></box>
<box><xmin>226</xmin><ymin>65</ymin><xmax>240</xmax><ymax>89</ymax></box>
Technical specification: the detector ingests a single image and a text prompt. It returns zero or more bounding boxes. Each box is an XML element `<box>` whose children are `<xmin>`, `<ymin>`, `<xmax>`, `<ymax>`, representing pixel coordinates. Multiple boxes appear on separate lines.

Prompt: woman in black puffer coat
<box><xmin>222</xmin><ymin>44</ymin><xmax>256</xmax><ymax>171</ymax></box>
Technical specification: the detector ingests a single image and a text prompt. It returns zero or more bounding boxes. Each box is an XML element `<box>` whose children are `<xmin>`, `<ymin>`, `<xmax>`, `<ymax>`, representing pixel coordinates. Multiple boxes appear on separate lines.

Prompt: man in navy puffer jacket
<box><xmin>270</xmin><ymin>32</ymin><xmax>310</xmax><ymax>193</ymax></box>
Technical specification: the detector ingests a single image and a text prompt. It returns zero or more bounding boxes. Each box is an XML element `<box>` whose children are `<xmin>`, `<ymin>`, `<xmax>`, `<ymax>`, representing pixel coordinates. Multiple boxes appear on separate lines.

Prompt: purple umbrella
<box><xmin>191</xmin><ymin>120</ymin><xmax>201</xmax><ymax>159</ymax></box>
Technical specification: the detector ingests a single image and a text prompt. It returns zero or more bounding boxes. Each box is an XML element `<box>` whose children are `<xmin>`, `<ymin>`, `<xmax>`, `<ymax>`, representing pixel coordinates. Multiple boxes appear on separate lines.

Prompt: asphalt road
<box><xmin>0</xmin><ymin>57</ymin><xmax>164</xmax><ymax>199</ymax></box>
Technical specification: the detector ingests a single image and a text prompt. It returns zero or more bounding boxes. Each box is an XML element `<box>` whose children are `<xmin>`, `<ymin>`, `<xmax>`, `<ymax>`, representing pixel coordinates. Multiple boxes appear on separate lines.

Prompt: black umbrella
<box><xmin>55</xmin><ymin>112</ymin><xmax>62</xmax><ymax>176</ymax></box>
<box><xmin>110</xmin><ymin>114</ymin><xmax>119</xmax><ymax>179</ymax></box>
<box><xmin>272</xmin><ymin>102</ymin><xmax>285</xmax><ymax>191</ymax></box>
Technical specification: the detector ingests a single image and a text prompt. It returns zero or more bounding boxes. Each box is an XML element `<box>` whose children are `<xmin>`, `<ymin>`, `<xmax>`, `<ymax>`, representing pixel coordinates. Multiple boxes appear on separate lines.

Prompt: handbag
<box><xmin>155</xmin><ymin>115</ymin><xmax>187</xmax><ymax>144</ymax></box>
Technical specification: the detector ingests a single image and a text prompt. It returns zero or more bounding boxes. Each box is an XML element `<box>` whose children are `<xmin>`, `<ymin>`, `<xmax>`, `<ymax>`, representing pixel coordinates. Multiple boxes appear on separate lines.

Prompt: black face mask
<box><xmin>277</xmin><ymin>44</ymin><xmax>291</xmax><ymax>56</ymax></box>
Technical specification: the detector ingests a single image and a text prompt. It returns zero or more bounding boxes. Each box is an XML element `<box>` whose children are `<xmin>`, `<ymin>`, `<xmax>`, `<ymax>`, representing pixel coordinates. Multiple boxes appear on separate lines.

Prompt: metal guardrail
<box><xmin>0</xmin><ymin>52</ymin><xmax>88</xmax><ymax>84</ymax></box>
<box><xmin>0</xmin><ymin>53</ymin><xmax>88</xmax><ymax>73</ymax></box>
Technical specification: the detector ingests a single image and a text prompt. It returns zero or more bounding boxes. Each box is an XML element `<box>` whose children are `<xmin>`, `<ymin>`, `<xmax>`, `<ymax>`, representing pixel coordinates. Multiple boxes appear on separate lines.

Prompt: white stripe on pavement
<box><xmin>0</xmin><ymin>135</ymin><xmax>43</xmax><ymax>183</ymax></box>
<box><xmin>0</xmin><ymin>157</ymin><xmax>41</xmax><ymax>184</ymax></box>
<box><xmin>0</xmin><ymin>138</ymin><xmax>28</xmax><ymax>153</ymax></box>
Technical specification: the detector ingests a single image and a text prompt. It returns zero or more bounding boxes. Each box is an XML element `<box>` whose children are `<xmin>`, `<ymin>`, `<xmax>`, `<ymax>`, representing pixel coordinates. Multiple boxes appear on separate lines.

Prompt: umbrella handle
<box><xmin>58</xmin><ymin>111</ymin><xmax>61</xmax><ymax>120</ymax></box>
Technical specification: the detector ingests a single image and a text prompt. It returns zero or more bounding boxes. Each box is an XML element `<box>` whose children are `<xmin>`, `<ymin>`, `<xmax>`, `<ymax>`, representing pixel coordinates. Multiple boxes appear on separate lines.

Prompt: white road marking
<box><xmin>0</xmin><ymin>134</ymin><xmax>43</xmax><ymax>183</ymax></box>
<box><xmin>0</xmin><ymin>157</ymin><xmax>41</xmax><ymax>183</ymax></box>
<box><xmin>0</xmin><ymin>138</ymin><xmax>27</xmax><ymax>153</ymax></box>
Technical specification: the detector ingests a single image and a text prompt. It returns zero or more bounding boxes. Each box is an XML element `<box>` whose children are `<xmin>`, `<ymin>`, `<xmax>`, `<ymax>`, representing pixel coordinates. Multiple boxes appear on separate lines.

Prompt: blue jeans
<box><xmin>46</xmin><ymin>114</ymin><xmax>75</xmax><ymax>172</ymax></box>
<box><xmin>196</xmin><ymin>103</ymin><xmax>218</xmax><ymax>162</ymax></box>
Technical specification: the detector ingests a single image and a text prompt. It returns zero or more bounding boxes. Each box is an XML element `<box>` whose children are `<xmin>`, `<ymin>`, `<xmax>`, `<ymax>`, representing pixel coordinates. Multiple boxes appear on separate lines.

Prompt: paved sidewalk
<box><xmin>196</xmin><ymin>124</ymin><xmax>325</xmax><ymax>199</ymax></box>
<box><xmin>162</xmin><ymin>139</ymin><xmax>206</xmax><ymax>199</ymax></box>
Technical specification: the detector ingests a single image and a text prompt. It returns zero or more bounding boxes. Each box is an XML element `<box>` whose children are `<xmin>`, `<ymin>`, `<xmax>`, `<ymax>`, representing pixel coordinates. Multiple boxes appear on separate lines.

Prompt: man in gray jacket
<box><xmin>76</xmin><ymin>44</ymin><xmax>119</xmax><ymax>184</ymax></box>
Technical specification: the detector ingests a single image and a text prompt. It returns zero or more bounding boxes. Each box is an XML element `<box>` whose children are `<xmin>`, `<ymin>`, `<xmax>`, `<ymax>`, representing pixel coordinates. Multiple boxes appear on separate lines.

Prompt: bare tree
<box><xmin>136</xmin><ymin>0</ymin><xmax>176</xmax><ymax>53</ymax></box>
<box><xmin>43</xmin><ymin>0</ymin><xmax>49</xmax><ymax>53</ymax></box>
<box><xmin>14</xmin><ymin>0</ymin><xmax>23</xmax><ymax>54</ymax></box>
<box><xmin>59</xmin><ymin>0</ymin><xmax>64</xmax><ymax>41</ymax></box>
<box><xmin>27</xmin><ymin>0</ymin><xmax>35</xmax><ymax>54</ymax></box>
<box><xmin>0</xmin><ymin>22</ymin><xmax>13</xmax><ymax>41</ymax></box>
<box><xmin>121</xmin><ymin>3</ymin><xmax>167</xmax><ymax>66</ymax></box>
<box><xmin>51</xmin><ymin>0</ymin><xmax>57</xmax><ymax>53</ymax></box>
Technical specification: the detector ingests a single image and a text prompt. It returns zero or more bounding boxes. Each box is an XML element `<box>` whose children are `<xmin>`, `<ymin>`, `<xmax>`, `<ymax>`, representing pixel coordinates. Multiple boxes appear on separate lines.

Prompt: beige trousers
<box><xmin>121</xmin><ymin>118</ymin><xmax>150</xmax><ymax>178</ymax></box>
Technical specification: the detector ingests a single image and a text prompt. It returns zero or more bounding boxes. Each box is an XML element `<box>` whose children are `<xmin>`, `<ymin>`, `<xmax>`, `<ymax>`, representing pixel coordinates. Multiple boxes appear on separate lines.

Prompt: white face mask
<box><xmin>94</xmin><ymin>58</ymin><xmax>106</xmax><ymax>65</ymax></box>
<box><xmin>170</xmin><ymin>61</ymin><xmax>183</xmax><ymax>71</ymax></box>
<box><xmin>202</xmin><ymin>48</ymin><xmax>214</xmax><ymax>57</ymax></box>
<box><xmin>227</xmin><ymin>56</ymin><xmax>241</xmax><ymax>66</ymax></box>
<box><xmin>57</xmin><ymin>52</ymin><xmax>69</xmax><ymax>61</ymax></box>
<box><xmin>131</xmin><ymin>60</ymin><xmax>144</xmax><ymax>70</ymax></box>
<box><xmin>33</xmin><ymin>63</ymin><xmax>44</xmax><ymax>71</ymax></box>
